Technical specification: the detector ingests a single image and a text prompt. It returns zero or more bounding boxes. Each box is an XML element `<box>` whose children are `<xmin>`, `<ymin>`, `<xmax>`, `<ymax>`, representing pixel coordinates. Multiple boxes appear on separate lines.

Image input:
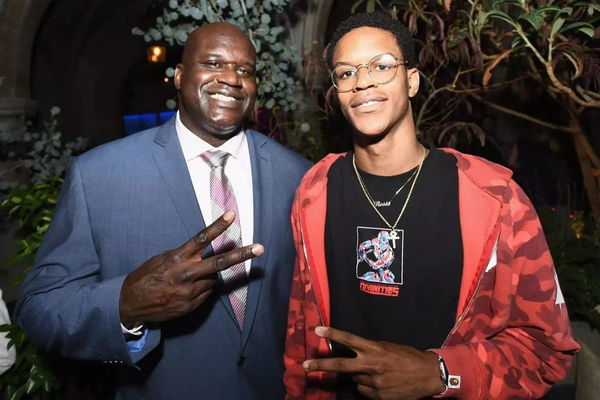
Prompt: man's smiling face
<box><xmin>332</xmin><ymin>26</ymin><xmax>419</xmax><ymax>139</ymax></box>
<box><xmin>175</xmin><ymin>23</ymin><xmax>257</xmax><ymax>146</ymax></box>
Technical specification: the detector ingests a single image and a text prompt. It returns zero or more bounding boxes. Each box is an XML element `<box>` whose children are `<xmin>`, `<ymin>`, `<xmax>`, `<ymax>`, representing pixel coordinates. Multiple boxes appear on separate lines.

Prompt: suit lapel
<box><xmin>241</xmin><ymin>129</ymin><xmax>273</xmax><ymax>347</ymax></box>
<box><xmin>152</xmin><ymin>118</ymin><xmax>207</xmax><ymax>242</ymax></box>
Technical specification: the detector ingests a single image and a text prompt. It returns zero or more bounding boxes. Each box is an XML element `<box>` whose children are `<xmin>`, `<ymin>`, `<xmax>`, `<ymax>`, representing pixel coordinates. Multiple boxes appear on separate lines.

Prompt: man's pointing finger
<box><xmin>182</xmin><ymin>211</ymin><xmax>236</xmax><ymax>255</ymax></box>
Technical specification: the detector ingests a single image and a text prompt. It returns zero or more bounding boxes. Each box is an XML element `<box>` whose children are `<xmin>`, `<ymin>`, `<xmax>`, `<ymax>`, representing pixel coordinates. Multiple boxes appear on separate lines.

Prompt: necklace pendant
<box><xmin>389</xmin><ymin>229</ymin><xmax>400</xmax><ymax>249</ymax></box>
<box><xmin>374</xmin><ymin>200</ymin><xmax>391</xmax><ymax>207</ymax></box>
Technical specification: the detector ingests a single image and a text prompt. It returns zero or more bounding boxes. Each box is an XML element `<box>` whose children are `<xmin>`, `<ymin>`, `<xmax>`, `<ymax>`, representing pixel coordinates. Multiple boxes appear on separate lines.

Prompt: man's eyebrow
<box><xmin>332</xmin><ymin>61</ymin><xmax>354</xmax><ymax>68</ymax></box>
<box><xmin>199</xmin><ymin>54</ymin><xmax>255</xmax><ymax>66</ymax></box>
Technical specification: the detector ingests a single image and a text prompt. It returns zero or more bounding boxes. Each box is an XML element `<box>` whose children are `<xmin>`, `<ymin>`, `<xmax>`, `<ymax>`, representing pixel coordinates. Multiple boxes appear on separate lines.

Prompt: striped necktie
<box><xmin>200</xmin><ymin>150</ymin><xmax>247</xmax><ymax>329</ymax></box>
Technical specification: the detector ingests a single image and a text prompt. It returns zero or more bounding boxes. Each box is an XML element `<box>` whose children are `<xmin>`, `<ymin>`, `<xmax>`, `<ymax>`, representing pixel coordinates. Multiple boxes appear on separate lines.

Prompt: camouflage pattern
<box><xmin>284</xmin><ymin>149</ymin><xmax>579</xmax><ymax>400</ymax></box>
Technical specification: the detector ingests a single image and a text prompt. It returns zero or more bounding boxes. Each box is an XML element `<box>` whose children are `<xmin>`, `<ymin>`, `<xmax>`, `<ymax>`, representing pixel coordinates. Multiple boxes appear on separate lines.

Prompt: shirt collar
<box><xmin>176</xmin><ymin>111</ymin><xmax>246</xmax><ymax>162</ymax></box>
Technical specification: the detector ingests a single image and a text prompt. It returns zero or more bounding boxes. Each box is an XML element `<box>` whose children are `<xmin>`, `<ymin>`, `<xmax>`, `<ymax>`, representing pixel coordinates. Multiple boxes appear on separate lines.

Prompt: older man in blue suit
<box><xmin>16</xmin><ymin>22</ymin><xmax>311</xmax><ymax>399</ymax></box>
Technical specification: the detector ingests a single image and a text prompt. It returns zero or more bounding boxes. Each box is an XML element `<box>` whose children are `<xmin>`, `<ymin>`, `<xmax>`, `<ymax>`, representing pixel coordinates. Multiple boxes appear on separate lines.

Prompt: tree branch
<box><xmin>470</xmin><ymin>93</ymin><xmax>577</xmax><ymax>134</ymax></box>
<box><xmin>545</xmin><ymin>61</ymin><xmax>600</xmax><ymax>108</ymax></box>
<box><xmin>448</xmin><ymin>75</ymin><xmax>530</xmax><ymax>93</ymax></box>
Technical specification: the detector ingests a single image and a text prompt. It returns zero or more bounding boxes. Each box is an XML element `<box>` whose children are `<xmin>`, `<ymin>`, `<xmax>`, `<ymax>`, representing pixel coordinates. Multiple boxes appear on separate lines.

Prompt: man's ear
<box><xmin>174</xmin><ymin>64</ymin><xmax>183</xmax><ymax>90</ymax></box>
<box><xmin>407</xmin><ymin>68</ymin><xmax>420</xmax><ymax>98</ymax></box>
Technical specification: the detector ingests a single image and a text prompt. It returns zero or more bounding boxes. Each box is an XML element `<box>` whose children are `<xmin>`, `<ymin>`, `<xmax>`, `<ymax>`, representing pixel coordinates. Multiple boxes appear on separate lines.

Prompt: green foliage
<box><xmin>483</xmin><ymin>0</ymin><xmax>598</xmax><ymax>54</ymax></box>
<box><xmin>351</xmin><ymin>0</ymin><xmax>384</xmax><ymax>13</ymax></box>
<box><xmin>134</xmin><ymin>0</ymin><xmax>302</xmax><ymax>113</ymax></box>
<box><xmin>1</xmin><ymin>176</ymin><xmax>63</xmax><ymax>285</ymax></box>
<box><xmin>0</xmin><ymin>325</ymin><xmax>62</xmax><ymax>400</ymax></box>
<box><xmin>539</xmin><ymin>207</ymin><xmax>600</xmax><ymax>330</ymax></box>
<box><xmin>0</xmin><ymin>108</ymin><xmax>84</xmax><ymax>399</ymax></box>
<box><xmin>0</xmin><ymin>107</ymin><xmax>87</xmax><ymax>193</ymax></box>
<box><xmin>0</xmin><ymin>177</ymin><xmax>64</xmax><ymax>398</ymax></box>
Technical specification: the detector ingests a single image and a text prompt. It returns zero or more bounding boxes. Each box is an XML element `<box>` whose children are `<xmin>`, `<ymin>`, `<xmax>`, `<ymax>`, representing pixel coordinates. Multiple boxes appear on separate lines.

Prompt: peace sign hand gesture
<box><xmin>119</xmin><ymin>211</ymin><xmax>262</xmax><ymax>326</ymax></box>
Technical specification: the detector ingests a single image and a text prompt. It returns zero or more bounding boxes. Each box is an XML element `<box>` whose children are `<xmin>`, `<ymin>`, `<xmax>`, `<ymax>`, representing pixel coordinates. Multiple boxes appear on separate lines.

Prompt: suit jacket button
<box><xmin>238</xmin><ymin>356</ymin><xmax>246</xmax><ymax>366</ymax></box>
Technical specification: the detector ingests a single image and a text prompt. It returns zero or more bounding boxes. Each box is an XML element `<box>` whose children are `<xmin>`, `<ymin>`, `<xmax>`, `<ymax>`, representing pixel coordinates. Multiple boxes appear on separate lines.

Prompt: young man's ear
<box><xmin>407</xmin><ymin>68</ymin><xmax>420</xmax><ymax>98</ymax></box>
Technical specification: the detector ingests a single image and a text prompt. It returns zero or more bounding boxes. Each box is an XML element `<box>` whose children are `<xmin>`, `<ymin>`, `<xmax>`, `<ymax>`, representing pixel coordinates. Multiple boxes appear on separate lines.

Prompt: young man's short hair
<box><xmin>326</xmin><ymin>12</ymin><xmax>417</xmax><ymax>69</ymax></box>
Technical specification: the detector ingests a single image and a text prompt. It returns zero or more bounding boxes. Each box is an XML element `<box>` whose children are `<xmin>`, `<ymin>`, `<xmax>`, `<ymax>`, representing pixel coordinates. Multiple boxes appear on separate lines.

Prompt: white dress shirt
<box><xmin>176</xmin><ymin>112</ymin><xmax>254</xmax><ymax>274</ymax></box>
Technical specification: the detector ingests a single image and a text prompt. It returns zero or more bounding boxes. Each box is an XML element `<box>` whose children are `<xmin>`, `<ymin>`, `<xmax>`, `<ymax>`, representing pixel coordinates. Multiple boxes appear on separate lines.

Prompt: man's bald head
<box><xmin>182</xmin><ymin>23</ymin><xmax>256</xmax><ymax>65</ymax></box>
<box><xmin>174</xmin><ymin>22</ymin><xmax>257</xmax><ymax>146</ymax></box>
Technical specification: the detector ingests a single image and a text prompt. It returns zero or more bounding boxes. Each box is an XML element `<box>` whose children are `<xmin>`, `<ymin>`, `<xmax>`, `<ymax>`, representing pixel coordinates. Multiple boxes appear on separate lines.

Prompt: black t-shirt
<box><xmin>325</xmin><ymin>148</ymin><xmax>462</xmax><ymax>399</ymax></box>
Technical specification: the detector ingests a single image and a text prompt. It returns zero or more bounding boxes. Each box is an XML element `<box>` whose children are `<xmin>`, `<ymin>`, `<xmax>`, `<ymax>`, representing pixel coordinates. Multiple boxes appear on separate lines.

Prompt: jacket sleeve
<box><xmin>284</xmin><ymin>196</ymin><xmax>308</xmax><ymax>399</ymax></box>
<box><xmin>432</xmin><ymin>180</ymin><xmax>579</xmax><ymax>399</ymax></box>
<box><xmin>15</xmin><ymin>158</ymin><xmax>160</xmax><ymax>366</ymax></box>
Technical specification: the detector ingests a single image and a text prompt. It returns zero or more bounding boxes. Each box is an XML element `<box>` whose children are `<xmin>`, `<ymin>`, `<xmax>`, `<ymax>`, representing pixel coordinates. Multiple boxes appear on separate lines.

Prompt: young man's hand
<box><xmin>303</xmin><ymin>326</ymin><xmax>446</xmax><ymax>400</ymax></box>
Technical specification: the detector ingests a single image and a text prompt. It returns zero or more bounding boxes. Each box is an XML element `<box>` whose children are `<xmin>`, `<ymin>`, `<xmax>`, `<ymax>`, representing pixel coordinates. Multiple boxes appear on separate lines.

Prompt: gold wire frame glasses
<box><xmin>330</xmin><ymin>53</ymin><xmax>407</xmax><ymax>93</ymax></box>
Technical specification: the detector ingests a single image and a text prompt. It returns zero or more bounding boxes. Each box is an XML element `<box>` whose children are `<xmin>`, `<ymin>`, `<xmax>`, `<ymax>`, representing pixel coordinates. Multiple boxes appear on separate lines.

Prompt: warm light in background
<box><xmin>147</xmin><ymin>46</ymin><xmax>166</xmax><ymax>63</ymax></box>
<box><xmin>163</xmin><ymin>77</ymin><xmax>169</xmax><ymax>83</ymax></box>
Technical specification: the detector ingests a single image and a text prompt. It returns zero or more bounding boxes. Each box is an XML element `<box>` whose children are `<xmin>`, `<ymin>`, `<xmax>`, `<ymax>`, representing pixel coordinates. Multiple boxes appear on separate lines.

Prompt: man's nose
<box><xmin>353</xmin><ymin>65</ymin><xmax>377</xmax><ymax>91</ymax></box>
<box><xmin>217</xmin><ymin>67</ymin><xmax>242</xmax><ymax>87</ymax></box>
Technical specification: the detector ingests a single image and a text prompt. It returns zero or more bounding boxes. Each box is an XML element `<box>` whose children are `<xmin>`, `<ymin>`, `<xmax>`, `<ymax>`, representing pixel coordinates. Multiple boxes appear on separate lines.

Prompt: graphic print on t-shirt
<box><xmin>356</xmin><ymin>226</ymin><xmax>403</xmax><ymax>297</ymax></box>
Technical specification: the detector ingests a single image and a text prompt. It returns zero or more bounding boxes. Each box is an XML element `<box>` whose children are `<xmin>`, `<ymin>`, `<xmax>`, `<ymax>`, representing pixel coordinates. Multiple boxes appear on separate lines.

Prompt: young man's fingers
<box><xmin>303</xmin><ymin>357</ymin><xmax>364</xmax><ymax>373</ymax></box>
<box><xmin>315</xmin><ymin>326</ymin><xmax>379</xmax><ymax>354</ymax></box>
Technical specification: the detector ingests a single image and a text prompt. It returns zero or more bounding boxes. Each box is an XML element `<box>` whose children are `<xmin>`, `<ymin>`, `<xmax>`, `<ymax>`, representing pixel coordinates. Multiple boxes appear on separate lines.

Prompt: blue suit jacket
<box><xmin>16</xmin><ymin>119</ymin><xmax>311</xmax><ymax>399</ymax></box>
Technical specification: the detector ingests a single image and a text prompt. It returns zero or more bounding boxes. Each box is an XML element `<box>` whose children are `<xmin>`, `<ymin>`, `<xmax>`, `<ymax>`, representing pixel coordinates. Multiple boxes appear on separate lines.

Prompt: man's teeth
<box><xmin>358</xmin><ymin>100</ymin><xmax>380</xmax><ymax>107</ymax></box>
<box><xmin>209</xmin><ymin>93</ymin><xmax>237</xmax><ymax>102</ymax></box>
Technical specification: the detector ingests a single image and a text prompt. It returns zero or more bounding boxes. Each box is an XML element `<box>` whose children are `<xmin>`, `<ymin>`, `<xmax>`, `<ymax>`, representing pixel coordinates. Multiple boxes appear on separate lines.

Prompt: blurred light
<box><xmin>123</xmin><ymin>111</ymin><xmax>176</xmax><ymax>135</ymax></box>
<box><xmin>147</xmin><ymin>46</ymin><xmax>166</xmax><ymax>63</ymax></box>
<box><xmin>164</xmin><ymin>77</ymin><xmax>169</xmax><ymax>83</ymax></box>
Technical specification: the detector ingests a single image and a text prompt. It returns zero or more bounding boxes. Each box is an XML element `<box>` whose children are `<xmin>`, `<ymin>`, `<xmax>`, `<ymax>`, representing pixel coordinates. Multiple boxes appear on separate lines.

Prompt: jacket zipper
<box><xmin>442</xmin><ymin>268</ymin><xmax>485</xmax><ymax>347</ymax></box>
<box><xmin>442</xmin><ymin>234</ymin><xmax>499</xmax><ymax>347</ymax></box>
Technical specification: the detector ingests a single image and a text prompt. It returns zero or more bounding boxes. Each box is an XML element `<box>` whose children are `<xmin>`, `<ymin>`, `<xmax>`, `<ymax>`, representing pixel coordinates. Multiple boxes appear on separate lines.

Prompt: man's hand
<box><xmin>303</xmin><ymin>326</ymin><xmax>445</xmax><ymax>400</ymax></box>
<box><xmin>119</xmin><ymin>211</ymin><xmax>263</xmax><ymax>325</ymax></box>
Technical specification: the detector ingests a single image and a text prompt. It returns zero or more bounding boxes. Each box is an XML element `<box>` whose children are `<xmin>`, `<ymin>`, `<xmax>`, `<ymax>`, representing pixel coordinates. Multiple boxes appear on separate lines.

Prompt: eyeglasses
<box><xmin>330</xmin><ymin>53</ymin><xmax>407</xmax><ymax>93</ymax></box>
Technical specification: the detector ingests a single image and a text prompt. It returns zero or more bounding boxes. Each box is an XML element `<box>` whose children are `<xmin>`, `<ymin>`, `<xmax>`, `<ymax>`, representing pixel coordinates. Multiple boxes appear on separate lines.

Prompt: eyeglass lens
<box><xmin>332</xmin><ymin>53</ymin><xmax>400</xmax><ymax>92</ymax></box>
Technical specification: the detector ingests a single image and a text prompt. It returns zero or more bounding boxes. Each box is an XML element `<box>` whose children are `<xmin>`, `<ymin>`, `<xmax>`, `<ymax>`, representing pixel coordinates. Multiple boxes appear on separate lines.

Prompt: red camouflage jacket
<box><xmin>284</xmin><ymin>149</ymin><xmax>579</xmax><ymax>400</ymax></box>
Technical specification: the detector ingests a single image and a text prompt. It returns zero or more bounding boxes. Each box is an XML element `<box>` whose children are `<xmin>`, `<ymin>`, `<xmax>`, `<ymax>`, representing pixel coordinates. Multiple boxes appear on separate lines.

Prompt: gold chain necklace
<box><xmin>352</xmin><ymin>147</ymin><xmax>426</xmax><ymax>234</ymax></box>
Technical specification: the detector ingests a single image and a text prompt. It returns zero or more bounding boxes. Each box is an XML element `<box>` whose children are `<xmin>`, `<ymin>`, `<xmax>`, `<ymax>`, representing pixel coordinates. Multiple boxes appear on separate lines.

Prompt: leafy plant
<box><xmin>0</xmin><ymin>177</ymin><xmax>65</xmax><ymax>398</ymax></box>
<box><xmin>1</xmin><ymin>177</ymin><xmax>63</xmax><ymax>284</ymax></box>
<box><xmin>0</xmin><ymin>109</ymin><xmax>88</xmax><ymax>399</ymax></box>
<box><xmin>0</xmin><ymin>107</ymin><xmax>87</xmax><ymax>193</ymax></box>
<box><xmin>0</xmin><ymin>324</ymin><xmax>62</xmax><ymax>400</ymax></box>
<box><xmin>539</xmin><ymin>206</ymin><xmax>600</xmax><ymax>330</ymax></box>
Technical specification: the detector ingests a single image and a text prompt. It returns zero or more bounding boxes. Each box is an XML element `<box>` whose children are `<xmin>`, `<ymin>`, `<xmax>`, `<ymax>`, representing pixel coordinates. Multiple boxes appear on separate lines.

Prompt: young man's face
<box><xmin>332</xmin><ymin>27</ymin><xmax>419</xmax><ymax>139</ymax></box>
<box><xmin>175</xmin><ymin>23</ymin><xmax>257</xmax><ymax>146</ymax></box>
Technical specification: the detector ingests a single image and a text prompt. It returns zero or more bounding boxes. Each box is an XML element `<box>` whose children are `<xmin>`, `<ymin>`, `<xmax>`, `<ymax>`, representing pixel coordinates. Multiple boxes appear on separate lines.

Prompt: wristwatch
<box><xmin>436</xmin><ymin>354</ymin><xmax>461</xmax><ymax>392</ymax></box>
<box><xmin>437</xmin><ymin>354</ymin><xmax>449</xmax><ymax>392</ymax></box>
